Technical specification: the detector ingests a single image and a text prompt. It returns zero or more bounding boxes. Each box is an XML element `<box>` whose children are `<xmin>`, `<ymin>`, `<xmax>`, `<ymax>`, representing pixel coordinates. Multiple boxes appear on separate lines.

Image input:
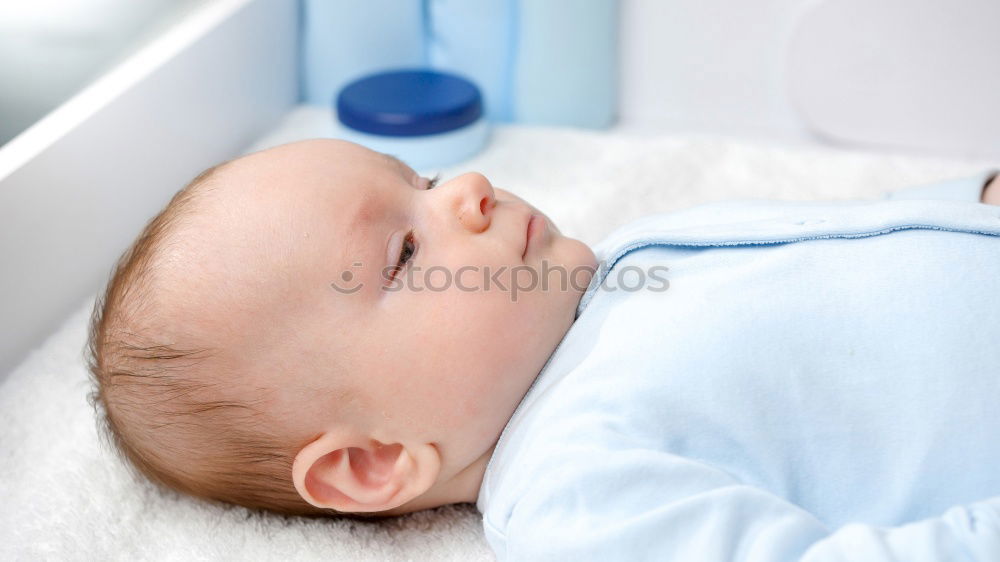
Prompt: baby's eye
<box><xmin>390</xmin><ymin>231</ymin><xmax>417</xmax><ymax>281</ymax></box>
<box><xmin>425</xmin><ymin>174</ymin><xmax>441</xmax><ymax>190</ymax></box>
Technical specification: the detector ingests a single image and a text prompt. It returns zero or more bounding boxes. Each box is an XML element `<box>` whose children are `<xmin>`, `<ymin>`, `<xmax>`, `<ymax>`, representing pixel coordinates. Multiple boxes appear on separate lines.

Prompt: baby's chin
<box><xmin>577</xmin><ymin>238</ymin><xmax>598</xmax><ymax>270</ymax></box>
<box><xmin>545</xmin><ymin>236</ymin><xmax>598</xmax><ymax>316</ymax></box>
<box><xmin>561</xmin><ymin>236</ymin><xmax>598</xmax><ymax>281</ymax></box>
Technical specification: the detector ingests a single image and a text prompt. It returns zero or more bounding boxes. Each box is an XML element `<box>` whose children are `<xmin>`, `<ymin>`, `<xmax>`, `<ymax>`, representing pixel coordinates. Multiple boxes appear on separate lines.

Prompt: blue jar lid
<box><xmin>336</xmin><ymin>69</ymin><xmax>483</xmax><ymax>137</ymax></box>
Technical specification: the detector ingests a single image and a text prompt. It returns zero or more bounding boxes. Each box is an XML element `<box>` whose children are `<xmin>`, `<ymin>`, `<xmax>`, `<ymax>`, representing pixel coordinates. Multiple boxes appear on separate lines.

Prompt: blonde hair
<box><xmin>85</xmin><ymin>163</ymin><xmax>372</xmax><ymax>519</ymax></box>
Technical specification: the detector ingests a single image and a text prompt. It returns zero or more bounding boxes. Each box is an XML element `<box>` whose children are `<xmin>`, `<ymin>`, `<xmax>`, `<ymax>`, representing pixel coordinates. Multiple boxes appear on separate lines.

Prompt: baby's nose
<box><xmin>452</xmin><ymin>173</ymin><xmax>495</xmax><ymax>233</ymax></box>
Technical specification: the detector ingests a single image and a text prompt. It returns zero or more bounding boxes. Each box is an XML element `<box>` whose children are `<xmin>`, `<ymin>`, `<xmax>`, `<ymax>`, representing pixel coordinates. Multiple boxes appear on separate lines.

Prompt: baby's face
<box><xmin>186</xmin><ymin>139</ymin><xmax>596</xmax><ymax>472</ymax></box>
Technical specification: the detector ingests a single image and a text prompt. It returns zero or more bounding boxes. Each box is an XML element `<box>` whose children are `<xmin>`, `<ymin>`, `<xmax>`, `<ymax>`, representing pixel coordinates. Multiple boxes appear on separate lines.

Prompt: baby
<box><xmin>87</xmin><ymin>139</ymin><xmax>1000</xmax><ymax>560</ymax></box>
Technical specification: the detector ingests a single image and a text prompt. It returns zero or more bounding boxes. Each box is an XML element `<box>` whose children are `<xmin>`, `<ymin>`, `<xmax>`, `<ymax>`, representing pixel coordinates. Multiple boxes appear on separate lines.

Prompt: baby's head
<box><xmin>87</xmin><ymin>139</ymin><xmax>596</xmax><ymax>518</ymax></box>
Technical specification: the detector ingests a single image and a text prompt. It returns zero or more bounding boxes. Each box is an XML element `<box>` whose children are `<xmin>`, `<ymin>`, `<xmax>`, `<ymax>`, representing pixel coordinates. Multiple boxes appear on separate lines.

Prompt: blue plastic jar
<box><xmin>335</xmin><ymin>69</ymin><xmax>491</xmax><ymax>170</ymax></box>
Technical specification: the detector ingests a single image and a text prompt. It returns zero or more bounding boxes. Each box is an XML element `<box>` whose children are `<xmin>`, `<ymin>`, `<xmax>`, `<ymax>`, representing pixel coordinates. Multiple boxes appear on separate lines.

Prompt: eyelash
<box><xmin>391</xmin><ymin>231</ymin><xmax>417</xmax><ymax>281</ymax></box>
<box><xmin>425</xmin><ymin>173</ymin><xmax>441</xmax><ymax>190</ymax></box>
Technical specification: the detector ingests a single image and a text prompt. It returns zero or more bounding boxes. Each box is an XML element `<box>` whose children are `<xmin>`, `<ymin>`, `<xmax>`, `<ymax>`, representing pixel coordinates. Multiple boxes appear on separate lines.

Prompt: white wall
<box><xmin>618</xmin><ymin>0</ymin><xmax>813</xmax><ymax>142</ymax></box>
<box><xmin>618</xmin><ymin>0</ymin><xmax>1000</xmax><ymax>159</ymax></box>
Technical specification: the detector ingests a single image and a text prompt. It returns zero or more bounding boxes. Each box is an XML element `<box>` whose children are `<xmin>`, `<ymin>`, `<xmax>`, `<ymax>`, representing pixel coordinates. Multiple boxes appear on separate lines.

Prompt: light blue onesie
<box><xmin>477</xmin><ymin>170</ymin><xmax>1000</xmax><ymax>561</ymax></box>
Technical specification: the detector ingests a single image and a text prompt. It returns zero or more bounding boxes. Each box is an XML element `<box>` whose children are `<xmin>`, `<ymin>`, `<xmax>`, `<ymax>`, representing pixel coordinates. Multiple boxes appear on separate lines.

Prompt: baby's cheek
<box><xmin>449</xmin><ymin>374</ymin><xmax>514</xmax><ymax>446</ymax></box>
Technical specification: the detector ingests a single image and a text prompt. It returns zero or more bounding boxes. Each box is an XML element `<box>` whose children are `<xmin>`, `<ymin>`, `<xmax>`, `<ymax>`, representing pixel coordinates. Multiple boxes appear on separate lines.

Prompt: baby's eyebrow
<box><xmin>343</xmin><ymin>191</ymin><xmax>383</xmax><ymax>299</ymax></box>
<box><xmin>348</xmin><ymin>189</ymin><xmax>380</xmax><ymax>234</ymax></box>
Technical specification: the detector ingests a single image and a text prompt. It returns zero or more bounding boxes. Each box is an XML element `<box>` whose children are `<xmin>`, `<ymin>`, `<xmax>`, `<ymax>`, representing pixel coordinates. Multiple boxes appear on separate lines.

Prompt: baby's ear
<box><xmin>291</xmin><ymin>431</ymin><xmax>441</xmax><ymax>513</ymax></box>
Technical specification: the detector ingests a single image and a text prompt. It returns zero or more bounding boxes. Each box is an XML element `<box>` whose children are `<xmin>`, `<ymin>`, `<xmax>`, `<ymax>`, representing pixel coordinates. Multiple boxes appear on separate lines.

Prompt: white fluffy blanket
<box><xmin>2</xmin><ymin>110</ymin><xmax>995</xmax><ymax>560</ymax></box>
